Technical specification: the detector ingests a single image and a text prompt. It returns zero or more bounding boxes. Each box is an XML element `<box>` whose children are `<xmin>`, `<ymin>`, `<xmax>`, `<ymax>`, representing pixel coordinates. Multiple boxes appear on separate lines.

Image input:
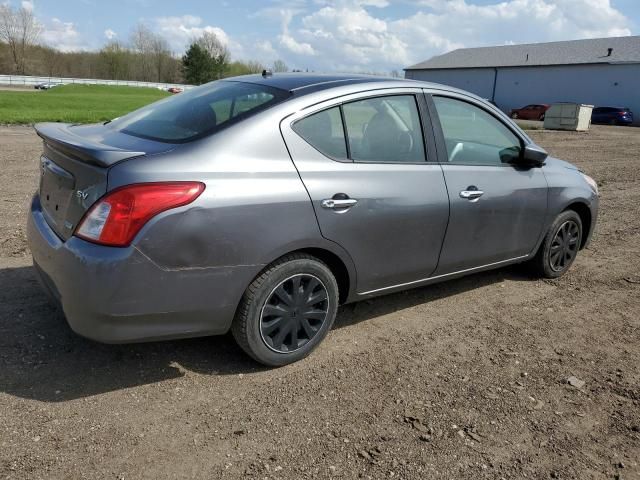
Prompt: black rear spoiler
<box><xmin>35</xmin><ymin>123</ymin><xmax>145</xmax><ymax>168</ymax></box>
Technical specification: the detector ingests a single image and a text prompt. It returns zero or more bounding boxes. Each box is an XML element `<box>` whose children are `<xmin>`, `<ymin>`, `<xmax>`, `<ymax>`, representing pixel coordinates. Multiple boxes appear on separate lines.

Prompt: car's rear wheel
<box><xmin>231</xmin><ymin>253</ymin><xmax>339</xmax><ymax>366</ymax></box>
<box><xmin>529</xmin><ymin>210</ymin><xmax>583</xmax><ymax>278</ymax></box>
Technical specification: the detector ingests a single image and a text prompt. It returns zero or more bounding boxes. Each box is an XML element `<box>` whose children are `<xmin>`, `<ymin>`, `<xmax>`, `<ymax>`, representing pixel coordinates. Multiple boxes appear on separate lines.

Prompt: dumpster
<box><xmin>543</xmin><ymin>103</ymin><xmax>594</xmax><ymax>131</ymax></box>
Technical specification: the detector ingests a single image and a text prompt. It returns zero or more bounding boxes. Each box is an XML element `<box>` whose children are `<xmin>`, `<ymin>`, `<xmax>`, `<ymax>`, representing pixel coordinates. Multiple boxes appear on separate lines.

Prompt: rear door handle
<box><xmin>321</xmin><ymin>198</ymin><xmax>358</xmax><ymax>209</ymax></box>
<box><xmin>459</xmin><ymin>189</ymin><xmax>484</xmax><ymax>200</ymax></box>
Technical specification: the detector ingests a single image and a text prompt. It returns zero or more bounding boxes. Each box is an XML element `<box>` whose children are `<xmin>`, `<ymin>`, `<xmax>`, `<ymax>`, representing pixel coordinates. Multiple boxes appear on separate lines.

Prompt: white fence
<box><xmin>0</xmin><ymin>74</ymin><xmax>193</xmax><ymax>90</ymax></box>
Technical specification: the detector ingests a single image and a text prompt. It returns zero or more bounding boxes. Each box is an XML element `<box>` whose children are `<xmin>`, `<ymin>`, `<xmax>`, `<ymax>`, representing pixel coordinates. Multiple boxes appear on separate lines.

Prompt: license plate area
<box><xmin>39</xmin><ymin>156</ymin><xmax>76</xmax><ymax>236</ymax></box>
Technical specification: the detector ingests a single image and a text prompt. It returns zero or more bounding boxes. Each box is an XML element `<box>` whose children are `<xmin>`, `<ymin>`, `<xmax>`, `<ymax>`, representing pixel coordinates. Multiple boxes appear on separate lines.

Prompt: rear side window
<box><xmin>292</xmin><ymin>107</ymin><xmax>348</xmax><ymax>160</ymax></box>
<box><xmin>109</xmin><ymin>81</ymin><xmax>289</xmax><ymax>143</ymax></box>
<box><xmin>343</xmin><ymin>95</ymin><xmax>426</xmax><ymax>163</ymax></box>
<box><xmin>293</xmin><ymin>95</ymin><xmax>427</xmax><ymax>163</ymax></box>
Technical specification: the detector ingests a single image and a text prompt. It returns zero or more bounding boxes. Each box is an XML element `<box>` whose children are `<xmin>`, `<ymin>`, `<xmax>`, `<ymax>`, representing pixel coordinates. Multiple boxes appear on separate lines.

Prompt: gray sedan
<box><xmin>27</xmin><ymin>74</ymin><xmax>598</xmax><ymax>365</ymax></box>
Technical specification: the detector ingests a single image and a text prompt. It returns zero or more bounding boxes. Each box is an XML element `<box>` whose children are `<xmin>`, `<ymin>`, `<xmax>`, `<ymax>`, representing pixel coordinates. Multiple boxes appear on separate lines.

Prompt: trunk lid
<box><xmin>35</xmin><ymin>122</ymin><xmax>173</xmax><ymax>240</ymax></box>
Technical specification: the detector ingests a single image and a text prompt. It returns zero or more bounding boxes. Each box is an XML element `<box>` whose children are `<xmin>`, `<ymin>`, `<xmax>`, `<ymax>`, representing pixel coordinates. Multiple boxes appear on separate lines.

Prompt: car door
<box><xmin>591</xmin><ymin>108</ymin><xmax>604</xmax><ymax>123</ymax></box>
<box><xmin>426</xmin><ymin>93</ymin><xmax>548</xmax><ymax>275</ymax></box>
<box><xmin>526</xmin><ymin>105</ymin><xmax>540</xmax><ymax>120</ymax></box>
<box><xmin>520</xmin><ymin>105</ymin><xmax>533</xmax><ymax>120</ymax></box>
<box><xmin>531</xmin><ymin>105</ymin><xmax>542</xmax><ymax>120</ymax></box>
<box><xmin>281</xmin><ymin>90</ymin><xmax>450</xmax><ymax>295</ymax></box>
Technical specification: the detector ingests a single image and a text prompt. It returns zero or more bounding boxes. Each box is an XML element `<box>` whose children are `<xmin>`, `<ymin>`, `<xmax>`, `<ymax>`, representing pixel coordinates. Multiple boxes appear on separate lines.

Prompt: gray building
<box><xmin>405</xmin><ymin>36</ymin><xmax>640</xmax><ymax>122</ymax></box>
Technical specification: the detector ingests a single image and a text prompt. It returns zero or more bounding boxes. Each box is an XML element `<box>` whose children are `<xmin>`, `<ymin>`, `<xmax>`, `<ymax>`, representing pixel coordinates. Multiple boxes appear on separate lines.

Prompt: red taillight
<box><xmin>75</xmin><ymin>182</ymin><xmax>205</xmax><ymax>247</ymax></box>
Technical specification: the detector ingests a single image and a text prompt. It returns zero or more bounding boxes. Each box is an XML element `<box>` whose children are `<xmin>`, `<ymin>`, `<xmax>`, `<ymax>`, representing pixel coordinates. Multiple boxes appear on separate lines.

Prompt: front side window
<box><xmin>433</xmin><ymin>96</ymin><xmax>522</xmax><ymax>165</ymax></box>
<box><xmin>342</xmin><ymin>95</ymin><xmax>426</xmax><ymax>163</ymax></box>
<box><xmin>109</xmin><ymin>81</ymin><xmax>289</xmax><ymax>143</ymax></box>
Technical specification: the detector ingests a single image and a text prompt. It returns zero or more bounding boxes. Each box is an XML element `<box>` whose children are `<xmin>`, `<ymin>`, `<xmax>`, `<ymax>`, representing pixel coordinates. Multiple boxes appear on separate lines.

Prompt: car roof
<box><xmin>223</xmin><ymin>73</ymin><xmax>426</xmax><ymax>96</ymax></box>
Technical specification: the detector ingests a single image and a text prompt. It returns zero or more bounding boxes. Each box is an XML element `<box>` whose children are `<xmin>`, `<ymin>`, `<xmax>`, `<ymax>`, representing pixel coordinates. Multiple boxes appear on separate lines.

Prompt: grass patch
<box><xmin>0</xmin><ymin>84</ymin><xmax>170</xmax><ymax>124</ymax></box>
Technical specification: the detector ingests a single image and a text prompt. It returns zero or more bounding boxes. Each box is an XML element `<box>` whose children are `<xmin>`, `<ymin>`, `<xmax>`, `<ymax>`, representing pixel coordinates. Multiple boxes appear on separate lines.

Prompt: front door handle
<box><xmin>321</xmin><ymin>198</ymin><xmax>358</xmax><ymax>209</ymax></box>
<box><xmin>459</xmin><ymin>188</ymin><xmax>484</xmax><ymax>200</ymax></box>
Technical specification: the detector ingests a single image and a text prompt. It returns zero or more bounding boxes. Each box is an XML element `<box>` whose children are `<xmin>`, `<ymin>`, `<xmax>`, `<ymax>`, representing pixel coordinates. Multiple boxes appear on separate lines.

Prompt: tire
<box><xmin>231</xmin><ymin>253</ymin><xmax>339</xmax><ymax>366</ymax></box>
<box><xmin>511</xmin><ymin>112</ymin><xmax>519</xmax><ymax>119</ymax></box>
<box><xmin>529</xmin><ymin>210</ymin><xmax>583</xmax><ymax>278</ymax></box>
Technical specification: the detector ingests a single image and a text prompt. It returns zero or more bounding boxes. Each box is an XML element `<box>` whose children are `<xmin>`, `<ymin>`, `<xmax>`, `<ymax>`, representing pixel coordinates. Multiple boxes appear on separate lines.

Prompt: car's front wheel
<box><xmin>529</xmin><ymin>210</ymin><xmax>583</xmax><ymax>278</ymax></box>
<box><xmin>232</xmin><ymin>253</ymin><xmax>339</xmax><ymax>366</ymax></box>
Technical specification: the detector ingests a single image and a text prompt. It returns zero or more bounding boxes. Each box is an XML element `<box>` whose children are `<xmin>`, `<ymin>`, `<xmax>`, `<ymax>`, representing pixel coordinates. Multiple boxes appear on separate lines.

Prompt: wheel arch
<box><xmin>295</xmin><ymin>247</ymin><xmax>351</xmax><ymax>304</ymax></box>
<box><xmin>563</xmin><ymin>201</ymin><xmax>592</xmax><ymax>249</ymax></box>
<box><xmin>249</xmin><ymin>241</ymin><xmax>357</xmax><ymax>306</ymax></box>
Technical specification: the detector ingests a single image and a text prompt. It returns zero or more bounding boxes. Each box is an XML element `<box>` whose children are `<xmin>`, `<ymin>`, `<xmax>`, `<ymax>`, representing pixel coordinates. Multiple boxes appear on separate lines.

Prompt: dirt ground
<box><xmin>0</xmin><ymin>124</ymin><xmax>638</xmax><ymax>479</ymax></box>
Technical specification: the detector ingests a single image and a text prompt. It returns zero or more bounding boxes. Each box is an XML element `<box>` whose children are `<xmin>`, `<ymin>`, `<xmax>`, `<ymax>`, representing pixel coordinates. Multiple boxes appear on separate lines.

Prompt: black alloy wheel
<box><xmin>528</xmin><ymin>210</ymin><xmax>583</xmax><ymax>279</ymax></box>
<box><xmin>549</xmin><ymin>220</ymin><xmax>580</xmax><ymax>272</ymax></box>
<box><xmin>260</xmin><ymin>274</ymin><xmax>329</xmax><ymax>353</ymax></box>
<box><xmin>232</xmin><ymin>253</ymin><xmax>339</xmax><ymax>366</ymax></box>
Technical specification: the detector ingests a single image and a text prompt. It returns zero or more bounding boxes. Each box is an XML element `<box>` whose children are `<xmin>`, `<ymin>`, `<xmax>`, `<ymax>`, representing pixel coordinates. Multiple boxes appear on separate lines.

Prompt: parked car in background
<box><xmin>510</xmin><ymin>104</ymin><xmax>549</xmax><ymax>121</ymax></box>
<box><xmin>34</xmin><ymin>82</ymin><xmax>60</xmax><ymax>90</ymax></box>
<box><xmin>27</xmin><ymin>74</ymin><xmax>598</xmax><ymax>366</ymax></box>
<box><xmin>167</xmin><ymin>87</ymin><xmax>183</xmax><ymax>94</ymax></box>
<box><xmin>591</xmin><ymin>106</ymin><xmax>634</xmax><ymax>126</ymax></box>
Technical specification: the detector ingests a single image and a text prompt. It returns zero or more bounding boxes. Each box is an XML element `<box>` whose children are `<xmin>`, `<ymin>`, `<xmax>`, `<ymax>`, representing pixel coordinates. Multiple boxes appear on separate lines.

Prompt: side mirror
<box><xmin>522</xmin><ymin>144</ymin><xmax>548</xmax><ymax>166</ymax></box>
<box><xmin>508</xmin><ymin>144</ymin><xmax>547</xmax><ymax>167</ymax></box>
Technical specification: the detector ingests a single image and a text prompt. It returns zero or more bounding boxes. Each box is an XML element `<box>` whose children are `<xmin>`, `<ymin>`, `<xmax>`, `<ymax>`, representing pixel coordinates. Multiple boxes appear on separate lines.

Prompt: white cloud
<box><xmin>41</xmin><ymin>18</ymin><xmax>86</xmax><ymax>52</ymax></box>
<box><xmin>27</xmin><ymin>0</ymin><xmax>636</xmax><ymax>73</ymax></box>
<box><xmin>255</xmin><ymin>39</ymin><xmax>278</xmax><ymax>58</ymax></box>
<box><xmin>279</xmin><ymin>32</ymin><xmax>316</xmax><ymax>55</ymax></box>
<box><xmin>314</xmin><ymin>0</ymin><xmax>389</xmax><ymax>7</ymax></box>
<box><xmin>278</xmin><ymin>9</ymin><xmax>315</xmax><ymax>55</ymax></box>
<box><xmin>152</xmin><ymin>15</ymin><xmax>243</xmax><ymax>56</ymax></box>
<box><xmin>267</xmin><ymin>0</ymin><xmax>632</xmax><ymax>72</ymax></box>
<box><xmin>409</xmin><ymin>0</ymin><xmax>631</xmax><ymax>43</ymax></box>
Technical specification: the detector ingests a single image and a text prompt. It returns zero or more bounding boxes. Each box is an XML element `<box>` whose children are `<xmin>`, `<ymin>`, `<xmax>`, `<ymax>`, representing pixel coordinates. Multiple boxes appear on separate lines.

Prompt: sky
<box><xmin>14</xmin><ymin>0</ymin><xmax>640</xmax><ymax>72</ymax></box>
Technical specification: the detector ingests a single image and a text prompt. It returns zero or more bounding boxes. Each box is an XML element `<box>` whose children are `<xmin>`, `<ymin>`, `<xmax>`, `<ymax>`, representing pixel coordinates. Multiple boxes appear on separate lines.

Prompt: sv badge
<box><xmin>76</xmin><ymin>189</ymin><xmax>89</xmax><ymax>200</ymax></box>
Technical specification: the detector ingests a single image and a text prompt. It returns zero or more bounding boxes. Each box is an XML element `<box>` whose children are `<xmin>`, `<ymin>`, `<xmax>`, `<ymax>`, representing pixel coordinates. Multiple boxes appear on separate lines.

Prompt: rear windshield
<box><xmin>109</xmin><ymin>81</ymin><xmax>290</xmax><ymax>143</ymax></box>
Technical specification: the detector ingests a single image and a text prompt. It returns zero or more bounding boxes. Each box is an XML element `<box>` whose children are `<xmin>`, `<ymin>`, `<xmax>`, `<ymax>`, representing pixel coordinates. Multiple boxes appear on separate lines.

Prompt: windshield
<box><xmin>109</xmin><ymin>81</ymin><xmax>290</xmax><ymax>143</ymax></box>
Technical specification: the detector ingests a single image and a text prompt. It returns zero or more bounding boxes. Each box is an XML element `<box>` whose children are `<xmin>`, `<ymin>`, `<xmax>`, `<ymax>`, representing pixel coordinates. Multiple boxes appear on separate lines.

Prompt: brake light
<box><xmin>75</xmin><ymin>182</ymin><xmax>205</xmax><ymax>247</ymax></box>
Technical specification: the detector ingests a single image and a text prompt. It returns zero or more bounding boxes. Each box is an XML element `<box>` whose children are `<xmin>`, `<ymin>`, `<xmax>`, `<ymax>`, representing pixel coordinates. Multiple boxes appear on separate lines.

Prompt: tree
<box><xmin>42</xmin><ymin>46</ymin><xmax>62</xmax><ymax>77</ymax></box>
<box><xmin>245</xmin><ymin>60</ymin><xmax>264</xmax><ymax>74</ymax></box>
<box><xmin>223</xmin><ymin>60</ymin><xmax>266</xmax><ymax>77</ymax></box>
<box><xmin>150</xmin><ymin>35</ymin><xmax>171</xmax><ymax>82</ymax></box>
<box><xmin>130</xmin><ymin>23</ymin><xmax>155</xmax><ymax>81</ymax></box>
<box><xmin>196</xmin><ymin>31</ymin><xmax>229</xmax><ymax>79</ymax></box>
<box><xmin>182</xmin><ymin>43</ymin><xmax>215</xmax><ymax>85</ymax></box>
<box><xmin>197</xmin><ymin>31</ymin><xmax>228</xmax><ymax>61</ymax></box>
<box><xmin>0</xmin><ymin>4</ymin><xmax>42</xmax><ymax>74</ymax></box>
<box><xmin>99</xmin><ymin>41</ymin><xmax>130</xmax><ymax>80</ymax></box>
<box><xmin>272</xmin><ymin>59</ymin><xmax>288</xmax><ymax>73</ymax></box>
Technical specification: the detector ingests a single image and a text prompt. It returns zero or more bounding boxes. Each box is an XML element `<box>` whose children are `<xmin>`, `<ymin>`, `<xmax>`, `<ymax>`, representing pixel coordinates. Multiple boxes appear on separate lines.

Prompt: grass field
<box><xmin>0</xmin><ymin>84</ymin><xmax>170</xmax><ymax>124</ymax></box>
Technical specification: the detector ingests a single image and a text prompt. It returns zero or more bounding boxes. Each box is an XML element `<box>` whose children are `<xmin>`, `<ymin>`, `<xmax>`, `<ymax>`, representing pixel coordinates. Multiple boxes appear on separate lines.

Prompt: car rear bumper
<box><xmin>27</xmin><ymin>194</ymin><xmax>258</xmax><ymax>343</ymax></box>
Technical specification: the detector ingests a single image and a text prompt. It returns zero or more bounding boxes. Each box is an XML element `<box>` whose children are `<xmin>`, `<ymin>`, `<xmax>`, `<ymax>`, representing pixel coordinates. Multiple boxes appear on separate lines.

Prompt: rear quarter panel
<box><xmin>107</xmin><ymin>108</ymin><xmax>356</xmax><ymax>282</ymax></box>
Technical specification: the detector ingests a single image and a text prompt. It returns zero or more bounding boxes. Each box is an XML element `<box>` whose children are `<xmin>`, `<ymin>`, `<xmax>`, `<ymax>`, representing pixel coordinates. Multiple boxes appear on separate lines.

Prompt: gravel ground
<box><xmin>0</xmin><ymin>125</ymin><xmax>638</xmax><ymax>479</ymax></box>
